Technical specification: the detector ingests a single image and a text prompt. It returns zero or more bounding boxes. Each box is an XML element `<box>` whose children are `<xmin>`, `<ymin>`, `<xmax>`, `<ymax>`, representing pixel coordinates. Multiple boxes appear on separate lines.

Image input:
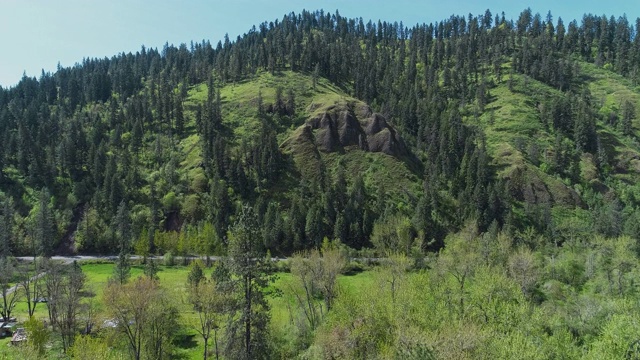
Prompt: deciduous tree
<box><xmin>187</xmin><ymin>265</ymin><xmax>226</xmax><ymax>360</ymax></box>
<box><xmin>0</xmin><ymin>257</ymin><xmax>19</xmax><ymax>321</ymax></box>
<box><xmin>104</xmin><ymin>276</ymin><xmax>178</xmax><ymax>360</ymax></box>
<box><xmin>43</xmin><ymin>260</ymin><xmax>87</xmax><ymax>353</ymax></box>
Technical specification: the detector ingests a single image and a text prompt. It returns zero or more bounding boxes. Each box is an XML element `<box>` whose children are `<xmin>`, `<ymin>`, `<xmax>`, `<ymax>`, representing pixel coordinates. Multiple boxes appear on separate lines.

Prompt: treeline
<box><xmin>7</xmin><ymin>219</ymin><xmax>640</xmax><ymax>359</ymax></box>
<box><xmin>0</xmin><ymin>8</ymin><xmax>639</xmax><ymax>255</ymax></box>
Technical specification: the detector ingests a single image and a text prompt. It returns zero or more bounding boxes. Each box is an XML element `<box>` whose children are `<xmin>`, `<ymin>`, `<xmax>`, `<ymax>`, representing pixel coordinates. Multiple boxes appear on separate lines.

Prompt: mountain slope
<box><xmin>1</xmin><ymin>10</ymin><xmax>640</xmax><ymax>257</ymax></box>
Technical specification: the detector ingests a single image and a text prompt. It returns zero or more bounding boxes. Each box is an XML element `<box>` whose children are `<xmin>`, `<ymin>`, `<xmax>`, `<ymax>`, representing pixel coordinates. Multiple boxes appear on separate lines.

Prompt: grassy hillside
<box><xmin>5</xmin><ymin>8</ymin><xmax>640</xmax><ymax>359</ymax></box>
<box><xmin>1</xmin><ymin>6</ymin><xmax>640</xmax><ymax>260</ymax></box>
<box><xmin>182</xmin><ymin>71</ymin><xmax>421</xmax><ymax>207</ymax></box>
<box><xmin>136</xmin><ymin>60</ymin><xmax>640</xmax><ymax>248</ymax></box>
<box><xmin>453</xmin><ymin>59</ymin><xmax>640</xmax><ymax>232</ymax></box>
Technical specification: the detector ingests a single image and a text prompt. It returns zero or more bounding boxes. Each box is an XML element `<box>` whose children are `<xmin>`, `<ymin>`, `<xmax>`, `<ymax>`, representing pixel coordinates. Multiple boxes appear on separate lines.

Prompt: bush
<box><xmin>273</xmin><ymin>259</ymin><xmax>291</xmax><ymax>273</ymax></box>
<box><xmin>164</xmin><ymin>251</ymin><xmax>175</xmax><ymax>267</ymax></box>
<box><xmin>161</xmin><ymin>191</ymin><xmax>179</xmax><ymax>212</ymax></box>
<box><xmin>343</xmin><ymin>260</ymin><xmax>366</xmax><ymax>275</ymax></box>
<box><xmin>181</xmin><ymin>194</ymin><xmax>202</xmax><ymax>222</ymax></box>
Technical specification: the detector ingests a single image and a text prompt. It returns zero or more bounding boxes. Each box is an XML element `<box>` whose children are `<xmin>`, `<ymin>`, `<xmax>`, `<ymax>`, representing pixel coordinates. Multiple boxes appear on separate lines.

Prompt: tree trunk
<box><xmin>136</xmin><ymin>334</ymin><xmax>141</xmax><ymax>360</ymax></box>
<box><xmin>214</xmin><ymin>329</ymin><xmax>219</xmax><ymax>360</ymax></box>
<box><xmin>203</xmin><ymin>335</ymin><xmax>208</xmax><ymax>360</ymax></box>
<box><xmin>245</xmin><ymin>274</ymin><xmax>252</xmax><ymax>359</ymax></box>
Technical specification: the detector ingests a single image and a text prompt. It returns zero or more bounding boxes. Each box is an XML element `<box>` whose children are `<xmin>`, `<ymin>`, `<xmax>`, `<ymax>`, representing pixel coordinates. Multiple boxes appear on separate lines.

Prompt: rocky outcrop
<box><xmin>298</xmin><ymin>103</ymin><xmax>409</xmax><ymax>157</ymax></box>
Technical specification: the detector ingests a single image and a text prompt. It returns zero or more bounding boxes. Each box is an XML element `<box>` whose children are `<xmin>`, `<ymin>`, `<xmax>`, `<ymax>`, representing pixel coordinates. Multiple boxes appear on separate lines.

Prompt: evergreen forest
<box><xmin>2</xmin><ymin>7</ymin><xmax>640</xmax><ymax>359</ymax></box>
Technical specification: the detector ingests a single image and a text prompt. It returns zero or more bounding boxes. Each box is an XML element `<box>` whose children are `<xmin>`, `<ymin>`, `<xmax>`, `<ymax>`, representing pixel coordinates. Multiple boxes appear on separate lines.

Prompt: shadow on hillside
<box><xmin>174</xmin><ymin>333</ymin><xmax>198</xmax><ymax>349</ymax></box>
<box><xmin>598</xmin><ymin>130</ymin><xmax>623</xmax><ymax>168</ymax></box>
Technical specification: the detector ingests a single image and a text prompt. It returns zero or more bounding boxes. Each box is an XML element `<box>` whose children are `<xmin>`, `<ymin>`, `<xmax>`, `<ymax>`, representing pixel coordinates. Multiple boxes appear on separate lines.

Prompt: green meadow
<box><xmin>0</xmin><ymin>261</ymin><xmax>375</xmax><ymax>360</ymax></box>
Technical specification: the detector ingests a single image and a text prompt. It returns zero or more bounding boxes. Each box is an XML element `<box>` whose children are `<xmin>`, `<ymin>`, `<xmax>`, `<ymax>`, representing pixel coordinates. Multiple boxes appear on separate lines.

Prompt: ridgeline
<box><xmin>0</xmin><ymin>9</ymin><xmax>638</xmax><ymax>257</ymax></box>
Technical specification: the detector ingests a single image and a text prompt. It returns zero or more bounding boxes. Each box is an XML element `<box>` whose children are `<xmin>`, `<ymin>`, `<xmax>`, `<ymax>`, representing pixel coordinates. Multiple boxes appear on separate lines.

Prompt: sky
<box><xmin>1</xmin><ymin>0</ymin><xmax>639</xmax><ymax>87</ymax></box>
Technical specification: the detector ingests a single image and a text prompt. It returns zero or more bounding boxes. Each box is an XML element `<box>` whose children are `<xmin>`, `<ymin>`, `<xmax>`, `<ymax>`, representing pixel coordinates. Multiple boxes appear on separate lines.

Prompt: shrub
<box><xmin>164</xmin><ymin>251</ymin><xmax>175</xmax><ymax>267</ymax></box>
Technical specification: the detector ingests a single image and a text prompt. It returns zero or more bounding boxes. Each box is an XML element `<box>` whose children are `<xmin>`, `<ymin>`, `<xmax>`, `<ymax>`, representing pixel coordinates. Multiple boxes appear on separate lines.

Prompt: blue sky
<box><xmin>1</xmin><ymin>0</ymin><xmax>638</xmax><ymax>87</ymax></box>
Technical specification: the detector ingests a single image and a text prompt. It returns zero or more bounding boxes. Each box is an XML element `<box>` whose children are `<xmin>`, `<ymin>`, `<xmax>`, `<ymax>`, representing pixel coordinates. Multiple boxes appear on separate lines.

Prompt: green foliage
<box><xmin>4</xmin><ymin>8</ymin><xmax>640</xmax><ymax>259</ymax></box>
<box><xmin>104</xmin><ymin>276</ymin><xmax>179</xmax><ymax>360</ymax></box>
<box><xmin>587</xmin><ymin>314</ymin><xmax>640</xmax><ymax>360</ymax></box>
<box><xmin>133</xmin><ymin>228</ymin><xmax>150</xmax><ymax>258</ymax></box>
<box><xmin>0</xmin><ymin>197</ymin><xmax>14</xmax><ymax>258</ymax></box>
<box><xmin>187</xmin><ymin>270</ymin><xmax>227</xmax><ymax>360</ymax></box>
<box><xmin>75</xmin><ymin>206</ymin><xmax>109</xmax><ymax>253</ymax></box>
<box><xmin>24</xmin><ymin>316</ymin><xmax>50</xmax><ymax>357</ymax></box>
<box><xmin>111</xmin><ymin>251</ymin><xmax>131</xmax><ymax>285</ymax></box>
<box><xmin>187</xmin><ymin>259</ymin><xmax>204</xmax><ymax>287</ymax></box>
<box><xmin>69</xmin><ymin>335</ymin><xmax>120</xmax><ymax>360</ymax></box>
<box><xmin>161</xmin><ymin>191</ymin><xmax>179</xmax><ymax>212</ymax></box>
<box><xmin>144</xmin><ymin>259</ymin><xmax>159</xmax><ymax>280</ymax></box>
<box><xmin>376</xmin><ymin>253</ymin><xmax>412</xmax><ymax>304</ymax></box>
<box><xmin>163</xmin><ymin>251</ymin><xmax>175</xmax><ymax>267</ymax></box>
<box><xmin>224</xmin><ymin>205</ymin><xmax>275</xmax><ymax>359</ymax></box>
<box><xmin>29</xmin><ymin>188</ymin><xmax>56</xmax><ymax>257</ymax></box>
<box><xmin>4</xmin><ymin>7</ymin><xmax>640</xmax><ymax>359</ymax></box>
<box><xmin>314</xmin><ymin>287</ymin><xmax>396</xmax><ymax>359</ymax></box>
<box><xmin>0</xmin><ymin>257</ymin><xmax>19</xmax><ymax>320</ymax></box>
<box><xmin>370</xmin><ymin>214</ymin><xmax>415</xmax><ymax>255</ymax></box>
<box><xmin>289</xmin><ymin>240</ymin><xmax>346</xmax><ymax>336</ymax></box>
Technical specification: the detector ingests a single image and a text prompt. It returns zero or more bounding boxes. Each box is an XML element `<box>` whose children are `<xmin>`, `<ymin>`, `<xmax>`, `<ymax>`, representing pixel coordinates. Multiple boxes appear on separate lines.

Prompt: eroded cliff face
<box><xmin>288</xmin><ymin>102</ymin><xmax>409</xmax><ymax>158</ymax></box>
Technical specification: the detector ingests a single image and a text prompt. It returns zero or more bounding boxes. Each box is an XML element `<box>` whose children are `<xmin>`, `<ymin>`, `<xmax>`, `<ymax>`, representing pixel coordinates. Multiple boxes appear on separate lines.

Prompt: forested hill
<box><xmin>1</xmin><ymin>9</ymin><xmax>640</xmax><ymax>257</ymax></box>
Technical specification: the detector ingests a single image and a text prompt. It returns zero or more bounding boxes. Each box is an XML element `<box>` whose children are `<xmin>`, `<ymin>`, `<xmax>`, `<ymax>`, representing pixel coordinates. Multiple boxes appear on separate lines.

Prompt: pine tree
<box><xmin>596</xmin><ymin>136</ymin><xmax>609</xmax><ymax>176</ymax></box>
<box><xmin>209</xmin><ymin>177</ymin><xmax>231</xmax><ymax>241</ymax></box>
<box><xmin>305</xmin><ymin>204</ymin><xmax>324</xmax><ymax>249</ymax></box>
<box><xmin>312</xmin><ymin>63</ymin><xmax>320</xmax><ymax>89</ymax></box>
<box><xmin>224</xmin><ymin>205</ymin><xmax>273</xmax><ymax>359</ymax></box>
<box><xmin>114</xmin><ymin>200</ymin><xmax>131</xmax><ymax>252</ymax></box>
<box><xmin>573</xmin><ymin>95</ymin><xmax>597</xmax><ymax>153</ymax></box>
<box><xmin>187</xmin><ymin>259</ymin><xmax>204</xmax><ymax>288</ymax></box>
<box><xmin>0</xmin><ymin>198</ymin><xmax>13</xmax><ymax>258</ymax></box>
<box><xmin>286</xmin><ymin>88</ymin><xmax>296</xmax><ymax>116</ymax></box>
<box><xmin>144</xmin><ymin>259</ymin><xmax>159</xmax><ymax>281</ymax></box>
<box><xmin>622</xmin><ymin>99</ymin><xmax>635</xmax><ymax>136</ymax></box>
<box><xmin>112</xmin><ymin>250</ymin><xmax>131</xmax><ymax>285</ymax></box>
<box><xmin>274</xmin><ymin>87</ymin><xmax>285</xmax><ymax>116</ymax></box>
<box><xmin>33</xmin><ymin>188</ymin><xmax>55</xmax><ymax>257</ymax></box>
<box><xmin>174</xmin><ymin>95</ymin><xmax>185</xmax><ymax>136</ymax></box>
<box><xmin>289</xmin><ymin>197</ymin><xmax>306</xmax><ymax>251</ymax></box>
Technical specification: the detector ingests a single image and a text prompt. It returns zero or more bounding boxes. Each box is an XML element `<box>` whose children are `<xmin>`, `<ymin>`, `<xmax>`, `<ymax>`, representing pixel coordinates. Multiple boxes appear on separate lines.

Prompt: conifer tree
<box><xmin>174</xmin><ymin>95</ymin><xmax>185</xmax><ymax>136</ymax></box>
<box><xmin>144</xmin><ymin>258</ymin><xmax>159</xmax><ymax>281</ymax></box>
<box><xmin>622</xmin><ymin>99</ymin><xmax>635</xmax><ymax>136</ymax></box>
<box><xmin>224</xmin><ymin>205</ymin><xmax>273</xmax><ymax>359</ymax></box>
<box><xmin>0</xmin><ymin>198</ymin><xmax>13</xmax><ymax>258</ymax></box>
<box><xmin>112</xmin><ymin>251</ymin><xmax>131</xmax><ymax>285</ymax></box>
<box><xmin>33</xmin><ymin>188</ymin><xmax>55</xmax><ymax>257</ymax></box>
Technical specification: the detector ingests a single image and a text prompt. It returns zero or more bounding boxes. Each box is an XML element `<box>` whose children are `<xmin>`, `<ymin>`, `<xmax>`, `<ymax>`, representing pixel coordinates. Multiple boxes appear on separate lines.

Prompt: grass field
<box><xmin>0</xmin><ymin>261</ymin><xmax>374</xmax><ymax>359</ymax></box>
